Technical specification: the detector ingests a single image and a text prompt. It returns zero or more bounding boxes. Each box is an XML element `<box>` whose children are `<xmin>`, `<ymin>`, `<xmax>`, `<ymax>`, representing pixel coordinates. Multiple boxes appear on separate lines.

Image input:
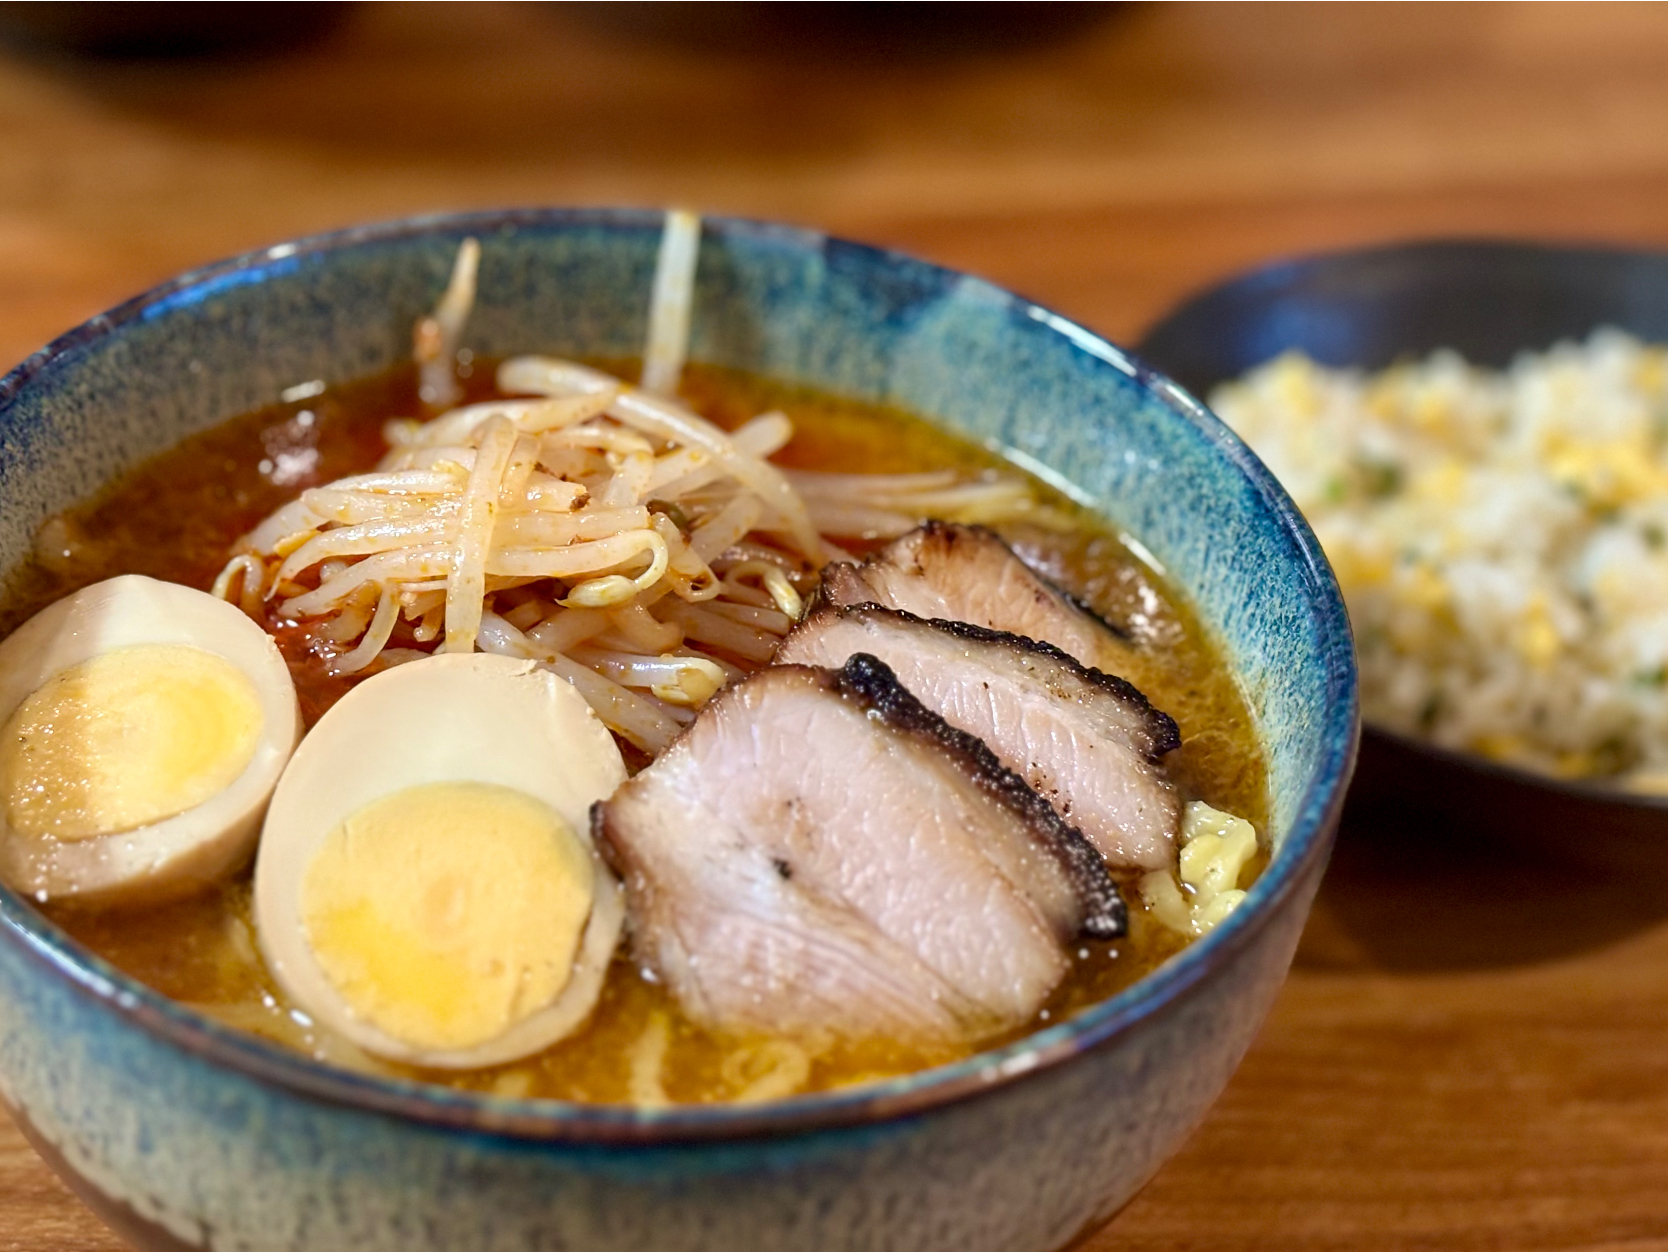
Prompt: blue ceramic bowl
<box><xmin>0</xmin><ymin>210</ymin><xmax>1356</xmax><ymax>1252</ymax></box>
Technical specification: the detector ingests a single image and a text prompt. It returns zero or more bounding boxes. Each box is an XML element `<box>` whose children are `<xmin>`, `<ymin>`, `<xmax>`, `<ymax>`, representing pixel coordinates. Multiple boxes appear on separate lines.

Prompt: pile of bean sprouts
<box><xmin>215</xmin><ymin>211</ymin><xmax>1049</xmax><ymax>754</ymax></box>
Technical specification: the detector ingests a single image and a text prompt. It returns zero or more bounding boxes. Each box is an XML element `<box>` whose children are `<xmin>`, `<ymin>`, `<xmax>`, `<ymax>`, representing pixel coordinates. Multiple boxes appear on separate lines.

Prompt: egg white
<box><xmin>0</xmin><ymin>575</ymin><xmax>301</xmax><ymax>906</ymax></box>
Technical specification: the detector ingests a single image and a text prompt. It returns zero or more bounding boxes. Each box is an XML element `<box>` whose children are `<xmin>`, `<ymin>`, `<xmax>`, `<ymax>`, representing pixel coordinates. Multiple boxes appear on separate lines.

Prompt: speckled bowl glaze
<box><xmin>0</xmin><ymin>209</ymin><xmax>1356</xmax><ymax>1252</ymax></box>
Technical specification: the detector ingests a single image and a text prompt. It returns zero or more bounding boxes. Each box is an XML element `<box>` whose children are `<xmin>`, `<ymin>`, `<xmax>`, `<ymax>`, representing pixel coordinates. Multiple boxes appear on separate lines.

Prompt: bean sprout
<box><xmin>640</xmin><ymin>209</ymin><xmax>700</xmax><ymax>398</ymax></box>
<box><xmin>215</xmin><ymin>209</ymin><xmax>1045</xmax><ymax>752</ymax></box>
<box><xmin>415</xmin><ymin>237</ymin><xmax>480</xmax><ymax>408</ymax></box>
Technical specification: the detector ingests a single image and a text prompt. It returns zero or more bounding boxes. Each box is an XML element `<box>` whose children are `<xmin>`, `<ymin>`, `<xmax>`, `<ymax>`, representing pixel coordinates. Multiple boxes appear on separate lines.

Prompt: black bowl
<box><xmin>1137</xmin><ymin>239</ymin><xmax>1668</xmax><ymax>871</ymax></box>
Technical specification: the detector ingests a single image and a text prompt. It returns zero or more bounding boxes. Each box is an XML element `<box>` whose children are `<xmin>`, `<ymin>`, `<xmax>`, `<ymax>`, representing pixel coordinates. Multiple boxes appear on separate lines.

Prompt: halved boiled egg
<box><xmin>254</xmin><ymin>652</ymin><xmax>627</xmax><ymax>1069</ymax></box>
<box><xmin>0</xmin><ymin>575</ymin><xmax>301</xmax><ymax>906</ymax></box>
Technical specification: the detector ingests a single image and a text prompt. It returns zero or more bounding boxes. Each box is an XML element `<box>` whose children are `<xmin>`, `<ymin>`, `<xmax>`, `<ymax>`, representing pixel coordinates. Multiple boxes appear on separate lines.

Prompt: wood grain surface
<box><xmin>5</xmin><ymin>4</ymin><xmax>1668</xmax><ymax>1249</ymax></box>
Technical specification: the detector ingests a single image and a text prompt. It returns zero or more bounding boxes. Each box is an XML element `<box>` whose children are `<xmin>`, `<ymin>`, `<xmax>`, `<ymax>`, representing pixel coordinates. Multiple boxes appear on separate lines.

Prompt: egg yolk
<box><xmin>0</xmin><ymin>643</ymin><xmax>263</xmax><ymax>841</ymax></box>
<box><xmin>300</xmin><ymin>781</ymin><xmax>595</xmax><ymax>1053</ymax></box>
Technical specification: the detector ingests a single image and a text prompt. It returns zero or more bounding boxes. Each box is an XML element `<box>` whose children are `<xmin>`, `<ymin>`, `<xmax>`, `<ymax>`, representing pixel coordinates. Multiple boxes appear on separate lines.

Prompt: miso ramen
<box><xmin>0</xmin><ymin>221</ymin><xmax>1266</xmax><ymax>1105</ymax></box>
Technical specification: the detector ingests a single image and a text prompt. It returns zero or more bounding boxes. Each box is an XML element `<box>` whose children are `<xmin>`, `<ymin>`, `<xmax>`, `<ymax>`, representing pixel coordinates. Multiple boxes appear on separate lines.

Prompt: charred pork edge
<box><xmin>795</xmin><ymin>600</ymin><xmax>1181</xmax><ymax>761</ymax></box>
<box><xmin>834</xmin><ymin>653</ymin><xmax>1128</xmax><ymax>941</ymax></box>
<box><xmin>816</xmin><ymin>561</ymin><xmax>873</xmax><ymax>608</ymax></box>
<box><xmin>907</xmin><ymin>518</ymin><xmax>1138</xmax><ymax>646</ymax></box>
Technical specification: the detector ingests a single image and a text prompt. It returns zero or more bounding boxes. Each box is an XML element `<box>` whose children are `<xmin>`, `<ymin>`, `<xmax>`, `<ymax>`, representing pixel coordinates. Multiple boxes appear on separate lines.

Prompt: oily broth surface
<box><xmin>18</xmin><ymin>363</ymin><xmax>1266</xmax><ymax>1103</ymax></box>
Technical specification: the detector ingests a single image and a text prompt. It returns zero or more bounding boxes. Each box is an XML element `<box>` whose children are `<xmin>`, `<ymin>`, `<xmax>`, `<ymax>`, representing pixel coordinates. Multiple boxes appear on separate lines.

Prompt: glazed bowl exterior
<box><xmin>0</xmin><ymin>209</ymin><xmax>1356</xmax><ymax>1252</ymax></box>
<box><xmin>1137</xmin><ymin>238</ymin><xmax>1668</xmax><ymax>869</ymax></box>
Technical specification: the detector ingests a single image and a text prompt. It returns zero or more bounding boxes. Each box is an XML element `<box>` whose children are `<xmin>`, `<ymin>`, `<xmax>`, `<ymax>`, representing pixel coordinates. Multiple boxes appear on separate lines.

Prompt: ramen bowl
<box><xmin>0</xmin><ymin>210</ymin><xmax>1355</xmax><ymax>1252</ymax></box>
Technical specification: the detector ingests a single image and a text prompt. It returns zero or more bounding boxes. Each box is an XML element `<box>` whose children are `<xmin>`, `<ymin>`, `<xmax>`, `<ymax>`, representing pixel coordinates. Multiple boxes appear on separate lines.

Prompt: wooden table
<box><xmin>6</xmin><ymin>4</ymin><xmax>1668</xmax><ymax>1248</ymax></box>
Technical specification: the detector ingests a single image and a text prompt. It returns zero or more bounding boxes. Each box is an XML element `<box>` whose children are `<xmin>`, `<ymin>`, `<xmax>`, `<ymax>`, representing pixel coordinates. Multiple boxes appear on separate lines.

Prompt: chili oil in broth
<box><xmin>8</xmin><ymin>363</ymin><xmax>1268</xmax><ymax>1104</ymax></box>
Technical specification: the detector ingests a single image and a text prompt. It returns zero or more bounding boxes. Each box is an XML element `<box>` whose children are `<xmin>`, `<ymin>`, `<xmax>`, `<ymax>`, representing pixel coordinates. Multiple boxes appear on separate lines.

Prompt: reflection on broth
<box><xmin>12</xmin><ymin>360</ymin><xmax>1265</xmax><ymax>1104</ymax></box>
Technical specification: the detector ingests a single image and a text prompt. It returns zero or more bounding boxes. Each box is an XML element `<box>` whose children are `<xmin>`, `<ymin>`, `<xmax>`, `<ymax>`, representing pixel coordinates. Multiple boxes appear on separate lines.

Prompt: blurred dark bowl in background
<box><xmin>1138</xmin><ymin>239</ymin><xmax>1668</xmax><ymax>872</ymax></box>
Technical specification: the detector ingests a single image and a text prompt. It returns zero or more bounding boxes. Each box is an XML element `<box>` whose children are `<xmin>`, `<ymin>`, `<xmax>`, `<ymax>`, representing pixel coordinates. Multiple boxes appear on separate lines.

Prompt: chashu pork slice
<box><xmin>593</xmin><ymin>654</ymin><xmax>1125</xmax><ymax>1047</ymax></box>
<box><xmin>821</xmin><ymin>520</ymin><xmax>1138</xmax><ymax>676</ymax></box>
<box><xmin>777</xmin><ymin>603</ymin><xmax>1182</xmax><ymax>870</ymax></box>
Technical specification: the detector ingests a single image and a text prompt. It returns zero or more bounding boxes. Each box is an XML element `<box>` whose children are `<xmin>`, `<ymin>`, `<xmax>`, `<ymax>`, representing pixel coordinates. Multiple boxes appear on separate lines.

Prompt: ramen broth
<box><xmin>10</xmin><ymin>363</ymin><xmax>1267</xmax><ymax>1103</ymax></box>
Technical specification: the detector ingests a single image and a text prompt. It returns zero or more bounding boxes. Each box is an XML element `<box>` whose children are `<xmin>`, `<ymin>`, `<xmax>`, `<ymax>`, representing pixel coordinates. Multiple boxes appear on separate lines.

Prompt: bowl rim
<box><xmin>1136</xmin><ymin>233</ymin><xmax>1668</xmax><ymax>815</ymax></box>
<box><xmin>0</xmin><ymin>206</ymin><xmax>1358</xmax><ymax>1144</ymax></box>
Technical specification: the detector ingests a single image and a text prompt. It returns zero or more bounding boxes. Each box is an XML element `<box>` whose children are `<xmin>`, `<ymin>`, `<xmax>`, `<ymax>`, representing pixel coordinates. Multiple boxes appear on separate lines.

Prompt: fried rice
<box><xmin>1210</xmin><ymin>329</ymin><xmax>1668</xmax><ymax>790</ymax></box>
